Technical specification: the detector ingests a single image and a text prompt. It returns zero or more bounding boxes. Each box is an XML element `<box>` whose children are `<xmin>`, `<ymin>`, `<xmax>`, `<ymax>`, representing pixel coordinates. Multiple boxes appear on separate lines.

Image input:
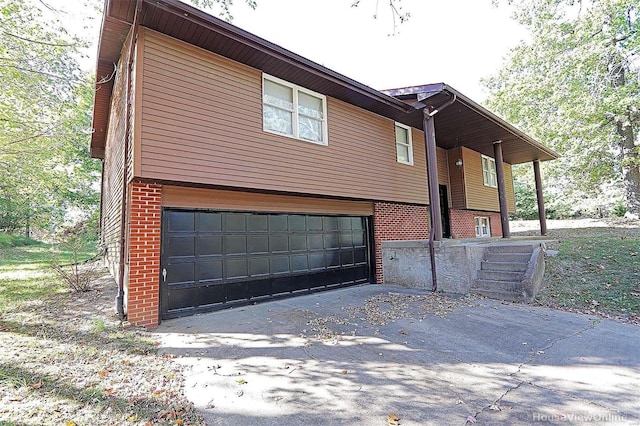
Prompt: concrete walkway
<box><xmin>154</xmin><ymin>285</ymin><xmax>640</xmax><ymax>425</ymax></box>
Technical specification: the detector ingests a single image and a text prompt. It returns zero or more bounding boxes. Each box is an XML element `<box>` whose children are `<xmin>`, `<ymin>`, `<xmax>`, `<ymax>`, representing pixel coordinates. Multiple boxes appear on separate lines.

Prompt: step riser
<box><xmin>484</xmin><ymin>253</ymin><xmax>531</xmax><ymax>263</ymax></box>
<box><xmin>472</xmin><ymin>279</ymin><xmax>523</xmax><ymax>293</ymax></box>
<box><xmin>481</xmin><ymin>261</ymin><xmax>528</xmax><ymax>272</ymax></box>
<box><xmin>477</xmin><ymin>270</ymin><xmax>525</xmax><ymax>281</ymax></box>
<box><xmin>487</xmin><ymin>246</ymin><xmax>534</xmax><ymax>255</ymax></box>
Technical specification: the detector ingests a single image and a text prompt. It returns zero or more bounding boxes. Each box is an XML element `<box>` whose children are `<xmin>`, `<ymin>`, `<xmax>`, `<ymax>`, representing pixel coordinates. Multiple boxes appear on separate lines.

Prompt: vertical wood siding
<box><xmin>138</xmin><ymin>29</ymin><xmax>429</xmax><ymax>205</ymax></box>
<box><xmin>101</xmin><ymin>47</ymin><xmax>129</xmax><ymax>284</ymax></box>
<box><xmin>447</xmin><ymin>147</ymin><xmax>466</xmax><ymax>209</ymax></box>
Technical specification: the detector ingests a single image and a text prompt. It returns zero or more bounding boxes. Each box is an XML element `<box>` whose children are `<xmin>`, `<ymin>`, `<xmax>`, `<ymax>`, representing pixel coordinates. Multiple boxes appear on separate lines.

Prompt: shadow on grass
<box><xmin>0</xmin><ymin>362</ymin><xmax>179</xmax><ymax>423</ymax></box>
<box><xmin>0</xmin><ymin>317</ymin><xmax>157</xmax><ymax>357</ymax></box>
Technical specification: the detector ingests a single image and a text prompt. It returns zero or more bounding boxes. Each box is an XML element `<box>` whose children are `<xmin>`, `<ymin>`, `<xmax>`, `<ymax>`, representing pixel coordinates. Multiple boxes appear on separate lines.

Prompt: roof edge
<box><xmin>383</xmin><ymin>83</ymin><xmax>560</xmax><ymax>161</ymax></box>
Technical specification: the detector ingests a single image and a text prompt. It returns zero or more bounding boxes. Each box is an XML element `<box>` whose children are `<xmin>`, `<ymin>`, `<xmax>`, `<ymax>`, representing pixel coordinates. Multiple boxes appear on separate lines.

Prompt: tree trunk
<box><xmin>610</xmin><ymin>43</ymin><xmax>640</xmax><ymax>215</ymax></box>
<box><xmin>618</xmin><ymin>118</ymin><xmax>640</xmax><ymax>216</ymax></box>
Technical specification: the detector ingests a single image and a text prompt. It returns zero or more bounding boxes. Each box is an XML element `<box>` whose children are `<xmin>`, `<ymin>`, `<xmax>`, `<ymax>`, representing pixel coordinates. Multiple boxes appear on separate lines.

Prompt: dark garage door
<box><xmin>160</xmin><ymin>209</ymin><xmax>372</xmax><ymax>319</ymax></box>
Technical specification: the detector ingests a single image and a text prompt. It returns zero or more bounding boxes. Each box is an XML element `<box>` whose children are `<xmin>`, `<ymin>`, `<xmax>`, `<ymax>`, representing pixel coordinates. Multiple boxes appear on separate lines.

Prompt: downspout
<box><xmin>422</xmin><ymin>93</ymin><xmax>456</xmax><ymax>292</ymax></box>
<box><xmin>116</xmin><ymin>0</ymin><xmax>143</xmax><ymax>321</ymax></box>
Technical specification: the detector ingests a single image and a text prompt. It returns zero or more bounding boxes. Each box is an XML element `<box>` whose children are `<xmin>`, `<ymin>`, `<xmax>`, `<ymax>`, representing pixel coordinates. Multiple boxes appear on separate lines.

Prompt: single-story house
<box><xmin>91</xmin><ymin>0</ymin><xmax>559</xmax><ymax>327</ymax></box>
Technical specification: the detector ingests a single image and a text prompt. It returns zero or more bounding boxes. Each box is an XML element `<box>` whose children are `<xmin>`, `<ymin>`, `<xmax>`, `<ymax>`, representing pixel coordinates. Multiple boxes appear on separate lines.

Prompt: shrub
<box><xmin>50</xmin><ymin>221</ymin><xmax>100</xmax><ymax>293</ymax></box>
<box><xmin>611</xmin><ymin>201</ymin><xmax>627</xmax><ymax>218</ymax></box>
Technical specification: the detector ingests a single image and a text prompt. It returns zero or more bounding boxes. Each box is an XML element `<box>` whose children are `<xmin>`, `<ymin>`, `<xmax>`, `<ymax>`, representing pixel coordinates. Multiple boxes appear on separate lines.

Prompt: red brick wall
<box><xmin>449</xmin><ymin>209</ymin><xmax>502</xmax><ymax>238</ymax></box>
<box><xmin>373</xmin><ymin>202</ymin><xmax>429</xmax><ymax>283</ymax></box>
<box><xmin>127</xmin><ymin>182</ymin><xmax>162</xmax><ymax>327</ymax></box>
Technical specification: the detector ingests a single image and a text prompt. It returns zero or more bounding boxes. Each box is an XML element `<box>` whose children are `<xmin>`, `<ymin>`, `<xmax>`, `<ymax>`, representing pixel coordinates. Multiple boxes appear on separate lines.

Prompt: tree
<box><xmin>0</xmin><ymin>0</ymin><xmax>100</xmax><ymax>233</ymax></box>
<box><xmin>485</xmin><ymin>0</ymin><xmax>640</xmax><ymax>215</ymax></box>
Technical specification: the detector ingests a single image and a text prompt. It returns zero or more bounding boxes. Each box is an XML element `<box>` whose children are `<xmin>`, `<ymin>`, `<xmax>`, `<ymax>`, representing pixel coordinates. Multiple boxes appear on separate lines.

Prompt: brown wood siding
<box><xmin>137</xmin><ymin>29</ymin><xmax>428</xmax><ymax>205</ymax></box>
<box><xmin>101</xmin><ymin>38</ymin><xmax>130</xmax><ymax>284</ymax></box>
<box><xmin>504</xmin><ymin>163</ymin><xmax>516</xmax><ymax>212</ymax></box>
<box><xmin>436</xmin><ymin>147</ymin><xmax>449</xmax><ymax>187</ymax></box>
<box><xmin>447</xmin><ymin>147</ymin><xmax>466</xmax><ymax>209</ymax></box>
<box><xmin>461</xmin><ymin>147</ymin><xmax>515</xmax><ymax>213</ymax></box>
<box><xmin>162</xmin><ymin>186</ymin><xmax>374</xmax><ymax>216</ymax></box>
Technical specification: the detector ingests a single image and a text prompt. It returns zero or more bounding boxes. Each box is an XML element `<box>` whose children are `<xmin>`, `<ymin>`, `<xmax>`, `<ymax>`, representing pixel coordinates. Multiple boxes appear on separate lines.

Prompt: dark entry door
<box><xmin>160</xmin><ymin>209</ymin><xmax>372</xmax><ymax>319</ymax></box>
<box><xmin>439</xmin><ymin>185</ymin><xmax>451</xmax><ymax>238</ymax></box>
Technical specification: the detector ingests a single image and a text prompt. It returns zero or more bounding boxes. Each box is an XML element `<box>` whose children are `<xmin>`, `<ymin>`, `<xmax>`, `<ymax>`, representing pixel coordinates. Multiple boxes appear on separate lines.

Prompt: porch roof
<box><xmin>382</xmin><ymin>84</ymin><xmax>559</xmax><ymax>164</ymax></box>
<box><xmin>91</xmin><ymin>0</ymin><xmax>559</xmax><ymax>165</ymax></box>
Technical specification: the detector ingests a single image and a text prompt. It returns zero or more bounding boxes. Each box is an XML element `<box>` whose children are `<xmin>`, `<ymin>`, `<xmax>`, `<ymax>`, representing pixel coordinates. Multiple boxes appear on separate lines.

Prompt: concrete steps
<box><xmin>472</xmin><ymin>244</ymin><xmax>534</xmax><ymax>302</ymax></box>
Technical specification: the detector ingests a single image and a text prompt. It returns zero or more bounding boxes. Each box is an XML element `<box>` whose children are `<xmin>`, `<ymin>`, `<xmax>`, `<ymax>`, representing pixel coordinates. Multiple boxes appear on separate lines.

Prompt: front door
<box><xmin>439</xmin><ymin>185</ymin><xmax>451</xmax><ymax>238</ymax></box>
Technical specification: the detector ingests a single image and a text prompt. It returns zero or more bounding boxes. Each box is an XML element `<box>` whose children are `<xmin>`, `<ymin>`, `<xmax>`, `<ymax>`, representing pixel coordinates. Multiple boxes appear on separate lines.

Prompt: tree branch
<box><xmin>0</xmin><ymin>64</ymin><xmax>80</xmax><ymax>84</ymax></box>
<box><xmin>0</xmin><ymin>30</ymin><xmax>76</xmax><ymax>47</ymax></box>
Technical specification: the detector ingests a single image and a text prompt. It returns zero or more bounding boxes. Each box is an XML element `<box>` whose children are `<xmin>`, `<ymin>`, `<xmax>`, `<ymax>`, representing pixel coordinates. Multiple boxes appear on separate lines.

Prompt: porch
<box><xmin>382</xmin><ymin>237</ymin><xmax>556</xmax><ymax>301</ymax></box>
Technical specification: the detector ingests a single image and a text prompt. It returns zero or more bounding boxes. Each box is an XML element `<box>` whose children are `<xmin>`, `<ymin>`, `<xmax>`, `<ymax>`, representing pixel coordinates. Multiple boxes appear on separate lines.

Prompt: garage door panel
<box><xmin>270</xmin><ymin>256</ymin><xmax>290</xmax><ymax>274</ymax></box>
<box><xmin>225</xmin><ymin>281</ymin><xmax>250</xmax><ymax>302</ymax></box>
<box><xmin>169</xmin><ymin>211</ymin><xmax>195</xmax><ymax>232</ymax></box>
<box><xmin>249</xmin><ymin>257</ymin><xmax>270</xmax><ymax>276</ymax></box>
<box><xmin>198</xmin><ymin>212</ymin><xmax>222</xmax><ymax>232</ymax></box>
<box><xmin>166</xmin><ymin>262</ymin><xmax>195</xmax><ymax>284</ymax></box>
<box><xmin>248</xmin><ymin>235</ymin><xmax>269</xmax><ymax>253</ymax></box>
<box><xmin>161</xmin><ymin>209</ymin><xmax>372</xmax><ymax>319</ymax></box>
<box><xmin>199</xmin><ymin>284</ymin><xmax>224</xmax><ymax>306</ymax></box>
<box><xmin>198</xmin><ymin>235</ymin><xmax>222</xmax><ymax>255</ymax></box>
<box><xmin>291</xmin><ymin>254</ymin><xmax>309</xmax><ymax>272</ymax></box>
<box><xmin>166</xmin><ymin>236</ymin><xmax>195</xmax><ymax>257</ymax></box>
<box><xmin>198</xmin><ymin>259</ymin><xmax>223</xmax><ymax>280</ymax></box>
<box><xmin>167</xmin><ymin>286</ymin><xmax>196</xmax><ymax>311</ymax></box>
<box><xmin>224</xmin><ymin>213</ymin><xmax>247</xmax><ymax>232</ymax></box>
<box><xmin>247</xmin><ymin>215</ymin><xmax>268</xmax><ymax>231</ymax></box>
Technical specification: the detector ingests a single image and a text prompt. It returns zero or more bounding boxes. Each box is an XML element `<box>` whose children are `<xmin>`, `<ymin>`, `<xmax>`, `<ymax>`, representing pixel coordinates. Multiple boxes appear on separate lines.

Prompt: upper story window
<box><xmin>262</xmin><ymin>74</ymin><xmax>327</xmax><ymax>145</ymax></box>
<box><xmin>395</xmin><ymin>122</ymin><xmax>413</xmax><ymax>165</ymax></box>
<box><xmin>481</xmin><ymin>154</ymin><xmax>497</xmax><ymax>187</ymax></box>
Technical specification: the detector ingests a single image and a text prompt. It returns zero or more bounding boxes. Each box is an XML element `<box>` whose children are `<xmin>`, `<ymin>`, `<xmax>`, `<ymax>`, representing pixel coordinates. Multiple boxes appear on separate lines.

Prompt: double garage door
<box><xmin>161</xmin><ymin>209</ymin><xmax>372</xmax><ymax>319</ymax></box>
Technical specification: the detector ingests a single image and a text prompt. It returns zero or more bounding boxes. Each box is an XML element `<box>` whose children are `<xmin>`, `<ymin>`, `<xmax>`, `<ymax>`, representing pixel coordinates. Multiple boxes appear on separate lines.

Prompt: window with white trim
<box><xmin>395</xmin><ymin>123</ymin><xmax>413</xmax><ymax>165</ymax></box>
<box><xmin>481</xmin><ymin>155</ymin><xmax>497</xmax><ymax>187</ymax></box>
<box><xmin>475</xmin><ymin>216</ymin><xmax>491</xmax><ymax>237</ymax></box>
<box><xmin>262</xmin><ymin>74</ymin><xmax>327</xmax><ymax>145</ymax></box>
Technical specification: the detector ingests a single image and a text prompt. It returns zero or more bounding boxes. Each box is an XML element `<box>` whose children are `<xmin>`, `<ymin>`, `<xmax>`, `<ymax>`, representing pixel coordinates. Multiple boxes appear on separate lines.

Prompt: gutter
<box><xmin>116</xmin><ymin>0</ymin><xmax>143</xmax><ymax>321</ymax></box>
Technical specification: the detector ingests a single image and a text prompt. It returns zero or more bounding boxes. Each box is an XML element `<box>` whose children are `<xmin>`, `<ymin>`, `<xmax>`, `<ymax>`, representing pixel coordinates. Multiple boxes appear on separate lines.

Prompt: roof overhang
<box><xmin>383</xmin><ymin>84</ymin><xmax>560</xmax><ymax>164</ymax></box>
<box><xmin>91</xmin><ymin>0</ymin><xmax>559</xmax><ymax>165</ymax></box>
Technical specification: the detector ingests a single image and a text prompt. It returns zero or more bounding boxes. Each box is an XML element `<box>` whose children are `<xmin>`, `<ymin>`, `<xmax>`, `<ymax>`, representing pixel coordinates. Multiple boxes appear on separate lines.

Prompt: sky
<box><xmin>228</xmin><ymin>0</ymin><xmax>527</xmax><ymax>101</ymax></box>
<box><xmin>48</xmin><ymin>0</ymin><xmax>527</xmax><ymax>103</ymax></box>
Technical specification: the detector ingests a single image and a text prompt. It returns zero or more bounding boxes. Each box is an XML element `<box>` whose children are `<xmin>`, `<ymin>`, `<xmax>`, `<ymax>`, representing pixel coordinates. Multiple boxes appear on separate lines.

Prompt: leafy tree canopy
<box><xmin>485</xmin><ymin>0</ymin><xmax>640</xmax><ymax>215</ymax></box>
<box><xmin>0</xmin><ymin>0</ymin><xmax>100</xmax><ymax>234</ymax></box>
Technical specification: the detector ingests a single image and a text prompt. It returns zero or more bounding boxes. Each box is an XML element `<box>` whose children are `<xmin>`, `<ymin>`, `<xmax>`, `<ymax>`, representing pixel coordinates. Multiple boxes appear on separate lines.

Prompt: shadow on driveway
<box><xmin>154</xmin><ymin>285</ymin><xmax>640</xmax><ymax>425</ymax></box>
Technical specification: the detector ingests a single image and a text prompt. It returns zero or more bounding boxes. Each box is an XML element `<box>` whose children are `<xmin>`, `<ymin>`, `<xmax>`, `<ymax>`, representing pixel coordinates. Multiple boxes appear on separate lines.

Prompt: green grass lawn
<box><xmin>0</xmin><ymin>234</ymin><xmax>97</xmax><ymax>311</ymax></box>
<box><xmin>516</xmin><ymin>224</ymin><xmax>640</xmax><ymax>319</ymax></box>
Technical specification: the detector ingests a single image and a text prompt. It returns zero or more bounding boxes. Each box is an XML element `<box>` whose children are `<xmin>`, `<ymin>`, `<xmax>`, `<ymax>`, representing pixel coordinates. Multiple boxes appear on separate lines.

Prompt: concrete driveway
<box><xmin>154</xmin><ymin>285</ymin><xmax>640</xmax><ymax>425</ymax></box>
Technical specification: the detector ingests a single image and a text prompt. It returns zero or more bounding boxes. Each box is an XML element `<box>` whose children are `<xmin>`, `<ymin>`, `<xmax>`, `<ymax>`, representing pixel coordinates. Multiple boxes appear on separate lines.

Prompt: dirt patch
<box><xmin>0</xmin><ymin>264</ymin><xmax>203</xmax><ymax>425</ymax></box>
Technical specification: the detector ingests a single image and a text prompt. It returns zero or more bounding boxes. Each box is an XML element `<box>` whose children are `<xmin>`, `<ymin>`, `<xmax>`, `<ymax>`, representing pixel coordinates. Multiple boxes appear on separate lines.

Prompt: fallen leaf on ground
<box><xmin>466</xmin><ymin>416</ymin><xmax>477</xmax><ymax>424</ymax></box>
<box><xmin>387</xmin><ymin>413</ymin><xmax>401</xmax><ymax>425</ymax></box>
<box><xmin>340</xmin><ymin>369</ymin><xmax>348</xmax><ymax>375</ymax></box>
<box><xmin>235</xmin><ymin>378</ymin><xmax>247</xmax><ymax>385</ymax></box>
<box><xmin>399</xmin><ymin>330</ymin><xmax>408</xmax><ymax>335</ymax></box>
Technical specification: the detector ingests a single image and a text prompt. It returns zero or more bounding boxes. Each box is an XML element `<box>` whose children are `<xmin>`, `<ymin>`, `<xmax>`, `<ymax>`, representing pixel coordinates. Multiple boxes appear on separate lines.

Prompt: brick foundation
<box><xmin>127</xmin><ymin>182</ymin><xmax>162</xmax><ymax>327</ymax></box>
<box><xmin>449</xmin><ymin>209</ymin><xmax>502</xmax><ymax>238</ymax></box>
<box><xmin>373</xmin><ymin>202</ymin><xmax>429</xmax><ymax>283</ymax></box>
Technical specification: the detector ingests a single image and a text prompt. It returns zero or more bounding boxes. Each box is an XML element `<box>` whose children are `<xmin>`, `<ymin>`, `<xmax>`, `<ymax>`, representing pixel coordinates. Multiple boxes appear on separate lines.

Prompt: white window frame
<box><xmin>481</xmin><ymin>154</ymin><xmax>498</xmax><ymax>187</ymax></box>
<box><xmin>395</xmin><ymin>122</ymin><xmax>413</xmax><ymax>165</ymax></box>
<box><xmin>475</xmin><ymin>216</ymin><xmax>491</xmax><ymax>237</ymax></box>
<box><xmin>262</xmin><ymin>74</ymin><xmax>328</xmax><ymax>146</ymax></box>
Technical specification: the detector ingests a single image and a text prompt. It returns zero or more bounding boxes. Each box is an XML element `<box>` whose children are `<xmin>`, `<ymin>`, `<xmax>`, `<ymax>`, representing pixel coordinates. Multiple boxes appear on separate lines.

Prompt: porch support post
<box><xmin>493</xmin><ymin>140</ymin><xmax>511</xmax><ymax>238</ymax></box>
<box><xmin>423</xmin><ymin>111</ymin><xmax>442</xmax><ymax>241</ymax></box>
<box><xmin>533</xmin><ymin>159</ymin><xmax>548</xmax><ymax>236</ymax></box>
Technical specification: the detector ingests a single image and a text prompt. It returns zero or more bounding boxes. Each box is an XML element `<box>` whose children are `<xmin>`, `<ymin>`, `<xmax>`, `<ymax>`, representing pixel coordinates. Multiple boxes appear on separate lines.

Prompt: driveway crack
<box><xmin>466</xmin><ymin>318</ymin><xmax>602</xmax><ymax>424</ymax></box>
